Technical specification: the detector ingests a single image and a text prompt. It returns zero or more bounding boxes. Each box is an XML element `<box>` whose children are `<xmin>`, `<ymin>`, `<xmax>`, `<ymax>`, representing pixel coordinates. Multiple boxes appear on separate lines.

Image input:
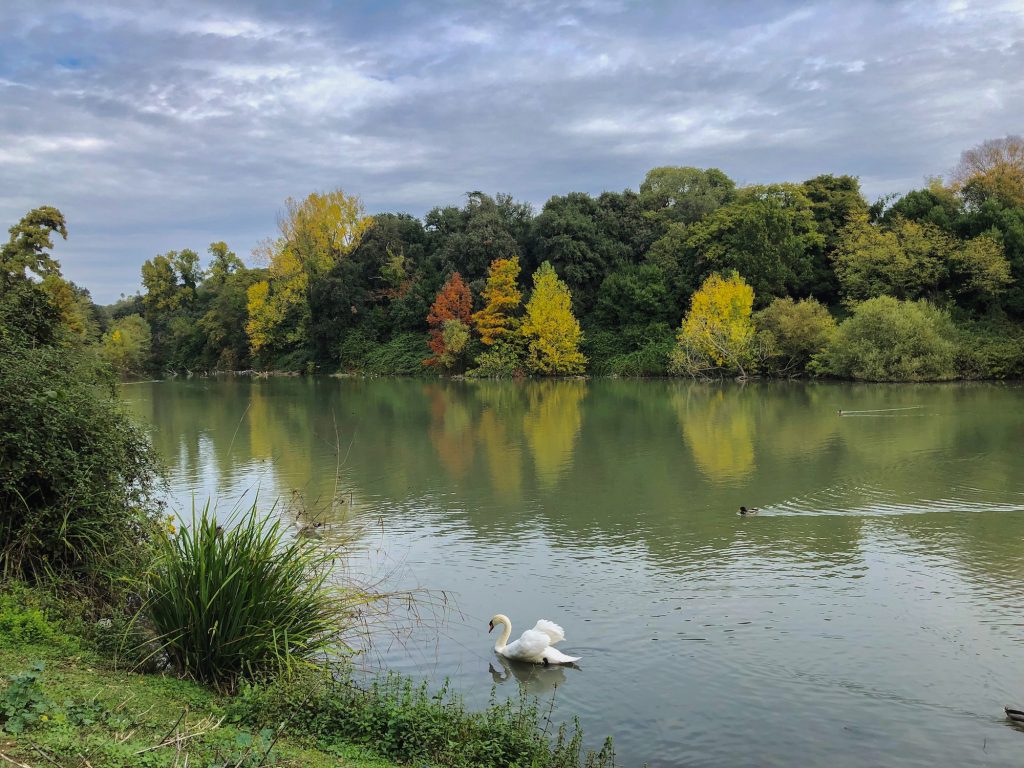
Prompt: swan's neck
<box><xmin>494</xmin><ymin>618</ymin><xmax>512</xmax><ymax>651</ymax></box>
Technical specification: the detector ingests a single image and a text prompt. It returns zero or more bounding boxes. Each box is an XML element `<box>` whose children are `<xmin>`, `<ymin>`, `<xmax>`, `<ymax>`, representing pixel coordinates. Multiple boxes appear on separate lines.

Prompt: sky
<box><xmin>2</xmin><ymin>1</ymin><xmax>1023</xmax><ymax>302</ymax></box>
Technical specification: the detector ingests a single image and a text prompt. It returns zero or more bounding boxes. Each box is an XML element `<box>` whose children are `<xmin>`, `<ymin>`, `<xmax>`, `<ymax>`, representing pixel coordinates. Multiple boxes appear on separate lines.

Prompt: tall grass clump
<box><xmin>147</xmin><ymin>502</ymin><xmax>354</xmax><ymax>691</ymax></box>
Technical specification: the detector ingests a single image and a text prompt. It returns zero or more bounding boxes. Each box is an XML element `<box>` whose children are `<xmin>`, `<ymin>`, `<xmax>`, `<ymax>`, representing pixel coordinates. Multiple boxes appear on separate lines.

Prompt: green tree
<box><xmin>802</xmin><ymin>174</ymin><xmax>869</xmax><ymax>302</ymax></box>
<box><xmin>0</xmin><ymin>206</ymin><xmax>69</xmax><ymax>345</ymax></box>
<box><xmin>100</xmin><ymin>314</ymin><xmax>152</xmax><ymax>376</ymax></box>
<box><xmin>684</xmin><ymin>184</ymin><xmax>824</xmax><ymax>303</ymax></box>
<box><xmin>520</xmin><ymin>262</ymin><xmax>586</xmax><ymax>375</ymax></box>
<box><xmin>639</xmin><ymin>166</ymin><xmax>736</xmax><ymax>226</ymax></box>
<box><xmin>425</xmin><ymin>192</ymin><xmax>532</xmax><ymax>283</ymax></box>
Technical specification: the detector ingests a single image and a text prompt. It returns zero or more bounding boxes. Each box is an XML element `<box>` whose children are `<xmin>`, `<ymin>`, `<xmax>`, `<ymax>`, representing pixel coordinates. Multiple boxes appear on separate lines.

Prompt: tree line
<box><xmin>6</xmin><ymin>134</ymin><xmax>1024</xmax><ymax>381</ymax></box>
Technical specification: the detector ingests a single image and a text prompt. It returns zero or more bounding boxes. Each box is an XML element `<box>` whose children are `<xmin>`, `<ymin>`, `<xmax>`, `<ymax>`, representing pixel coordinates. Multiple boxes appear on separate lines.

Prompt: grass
<box><xmin>145</xmin><ymin>501</ymin><xmax>364</xmax><ymax>692</ymax></box>
<box><xmin>0</xmin><ymin>634</ymin><xmax>400</xmax><ymax>768</ymax></box>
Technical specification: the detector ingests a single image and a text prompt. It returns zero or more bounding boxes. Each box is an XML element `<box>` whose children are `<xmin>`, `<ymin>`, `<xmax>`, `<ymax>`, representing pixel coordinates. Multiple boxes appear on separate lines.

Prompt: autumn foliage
<box><xmin>670</xmin><ymin>271</ymin><xmax>756</xmax><ymax>378</ymax></box>
<box><xmin>425</xmin><ymin>272</ymin><xmax>472</xmax><ymax>366</ymax></box>
<box><xmin>520</xmin><ymin>262</ymin><xmax>586</xmax><ymax>375</ymax></box>
<box><xmin>473</xmin><ymin>256</ymin><xmax>522</xmax><ymax>345</ymax></box>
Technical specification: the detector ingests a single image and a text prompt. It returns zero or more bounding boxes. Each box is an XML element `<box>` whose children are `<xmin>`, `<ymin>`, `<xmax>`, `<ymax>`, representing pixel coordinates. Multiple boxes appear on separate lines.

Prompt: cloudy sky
<box><xmin>2</xmin><ymin>1</ymin><xmax>1023</xmax><ymax>302</ymax></box>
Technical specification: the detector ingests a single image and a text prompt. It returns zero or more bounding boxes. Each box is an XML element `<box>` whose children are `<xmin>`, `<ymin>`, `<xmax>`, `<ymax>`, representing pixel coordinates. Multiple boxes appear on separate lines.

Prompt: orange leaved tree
<box><xmin>425</xmin><ymin>272</ymin><xmax>472</xmax><ymax>368</ymax></box>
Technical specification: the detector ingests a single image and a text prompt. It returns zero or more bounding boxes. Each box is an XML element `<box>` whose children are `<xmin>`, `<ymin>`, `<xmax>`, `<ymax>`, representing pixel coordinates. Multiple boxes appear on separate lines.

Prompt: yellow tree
<box><xmin>670</xmin><ymin>271</ymin><xmax>756</xmax><ymax>378</ymax></box>
<box><xmin>519</xmin><ymin>261</ymin><xmax>586</xmax><ymax>375</ymax></box>
<box><xmin>246</xmin><ymin>189</ymin><xmax>372</xmax><ymax>358</ymax></box>
<box><xmin>472</xmin><ymin>256</ymin><xmax>522</xmax><ymax>345</ymax></box>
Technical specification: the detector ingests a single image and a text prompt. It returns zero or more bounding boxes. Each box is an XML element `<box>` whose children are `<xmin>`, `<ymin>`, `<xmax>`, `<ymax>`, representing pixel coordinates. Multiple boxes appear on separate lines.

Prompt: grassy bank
<box><xmin>1</xmin><ymin>586</ymin><xmax>614</xmax><ymax>768</ymax></box>
<box><xmin>0</xmin><ymin>592</ymin><xmax>399</xmax><ymax>768</ymax></box>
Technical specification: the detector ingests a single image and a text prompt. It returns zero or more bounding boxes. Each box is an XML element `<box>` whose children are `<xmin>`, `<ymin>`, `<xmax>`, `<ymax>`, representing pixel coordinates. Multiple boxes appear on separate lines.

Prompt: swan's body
<box><xmin>488</xmin><ymin>614</ymin><xmax>580</xmax><ymax>665</ymax></box>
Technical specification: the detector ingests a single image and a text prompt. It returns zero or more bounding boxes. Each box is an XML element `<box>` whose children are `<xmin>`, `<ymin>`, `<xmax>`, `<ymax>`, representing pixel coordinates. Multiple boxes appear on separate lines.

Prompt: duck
<box><xmin>738</xmin><ymin>506</ymin><xmax>760</xmax><ymax>516</ymax></box>
<box><xmin>297</xmin><ymin>521</ymin><xmax>324</xmax><ymax>538</ymax></box>
<box><xmin>488</xmin><ymin>614</ymin><xmax>580</xmax><ymax>666</ymax></box>
<box><xmin>1006</xmin><ymin>706</ymin><xmax>1024</xmax><ymax>723</ymax></box>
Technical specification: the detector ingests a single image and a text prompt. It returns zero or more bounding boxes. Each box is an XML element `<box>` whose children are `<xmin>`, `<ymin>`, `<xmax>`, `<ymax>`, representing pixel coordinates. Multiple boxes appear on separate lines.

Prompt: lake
<box><xmin>123</xmin><ymin>377</ymin><xmax>1024</xmax><ymax>767</ymax></box>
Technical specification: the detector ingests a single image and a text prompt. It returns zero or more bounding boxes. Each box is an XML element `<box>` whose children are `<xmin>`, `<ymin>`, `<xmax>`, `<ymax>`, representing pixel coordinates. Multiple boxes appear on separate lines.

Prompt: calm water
<box><xmin>123</xmin><ymin>377</ymin><xmax>1024</xmax><ymax>767</ymax></box>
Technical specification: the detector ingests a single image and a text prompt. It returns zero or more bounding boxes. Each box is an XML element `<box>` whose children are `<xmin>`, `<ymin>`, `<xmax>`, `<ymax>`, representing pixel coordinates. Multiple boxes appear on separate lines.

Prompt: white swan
<box><xmin>488</xmin><ymin>614</ymin><xmax>580</xmax><ymax>665</ymax></box>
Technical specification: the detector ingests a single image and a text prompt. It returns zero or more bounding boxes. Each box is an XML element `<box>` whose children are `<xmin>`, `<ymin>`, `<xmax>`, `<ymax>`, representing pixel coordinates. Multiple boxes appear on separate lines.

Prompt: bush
<box><xmin>754</xmin><ymin>297</ymin><xmax>837</xmax><ymax>376</ymax></box>
<box><xmin>816</xmin><ymin>296</ymin><xmax>957</xmax><ymax>381</ymax></box>
<box><xmin>146</xmin><ymin>502</ymin><xmax>356</xmax><ymax>692</ymax></box>
<box><xmin>953</xmin><ymin>318</ymin><xmax>1024</xmax><ymax>379</ymax></box>
<box><xmin>468</xmin><ymin>338</ymin><xmax>528</xmax><ymax>378</ymax></box>
<box><xmin>236</xmin><ymin>666</ymin><xmax>615</xmax><ymax>768</ymax></box>
<box><xmin>335</xmin><ymin>327</ymin><xmax>378</xmax><ymax>370</ymax></box>
<box><xmin>585</xmin><ymin>324</ymin><xmax>674</xmax><ymax>376</ymax></box>
<box><xmin>362</xmin><ymin>332</ymin><xmax>433</xmax><ymax>375</ymax></box>
<box><xmin>0</xmin><ymin>340</ymin><xmax>160</xmax><ymax>595</ymax></box>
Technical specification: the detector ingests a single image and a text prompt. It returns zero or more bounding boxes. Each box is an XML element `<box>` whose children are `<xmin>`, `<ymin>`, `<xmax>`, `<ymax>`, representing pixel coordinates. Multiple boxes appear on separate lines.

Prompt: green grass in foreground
<box><xmin>0</xmin><ymin>631</ymin><xmax>400</xmax><ymax>768</ymax></box>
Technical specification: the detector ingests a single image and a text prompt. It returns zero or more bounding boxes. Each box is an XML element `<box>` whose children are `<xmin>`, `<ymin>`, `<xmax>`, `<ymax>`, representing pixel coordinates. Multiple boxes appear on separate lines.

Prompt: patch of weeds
<box><xmin>1</xmin><ymin>662</ymin><xmax>54</xmax><ymax>734</ymax></box>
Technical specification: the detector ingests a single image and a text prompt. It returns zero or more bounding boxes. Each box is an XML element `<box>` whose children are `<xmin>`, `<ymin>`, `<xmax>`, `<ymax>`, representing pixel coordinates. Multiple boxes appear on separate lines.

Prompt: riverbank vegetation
<box><xmin>71</xmin><ymin>133</ymin><xmax>1024</xmax><ymax>381</ymax></box>
<box><xmin>0</xmin><ymin>224</ymin><xmax>616</xmax><ymax>766</ymax></box>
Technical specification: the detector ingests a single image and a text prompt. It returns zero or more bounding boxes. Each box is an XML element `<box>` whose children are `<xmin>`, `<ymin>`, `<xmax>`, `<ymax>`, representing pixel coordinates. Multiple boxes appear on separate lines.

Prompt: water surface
<box><xmin>124</xmin><ymin>378</ymin><xmax>1024</xmax><ymax>767</ymax></box>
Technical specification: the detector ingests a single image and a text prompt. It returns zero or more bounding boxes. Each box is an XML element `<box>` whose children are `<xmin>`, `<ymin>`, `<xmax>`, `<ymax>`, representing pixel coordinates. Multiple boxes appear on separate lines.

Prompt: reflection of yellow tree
<box><xmin>427</xmin><ymin>385</ymin><xmax>475</xmax><ymax>480</ymax></box>
<box><xmin>477</xmin><ymin>409</ymin><xmax>522</xmax><ymax>499</ymax></box>
<box><xmin>674</xmin><ymin>385</ymin><xmax>756</xmax><ymax>484</ymax></box>
<box><xmin>522</xmin><ymin>381</ymin><xmax>586</xmax><ymax>488</ymax></box>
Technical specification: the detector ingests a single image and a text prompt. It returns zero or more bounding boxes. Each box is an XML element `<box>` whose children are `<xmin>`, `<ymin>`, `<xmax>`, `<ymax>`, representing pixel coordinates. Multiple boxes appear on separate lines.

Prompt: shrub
<box><xmin>585</xmin><ymin>324</ymin><xmax>674</xmax><ymax>376</ymax></box>
<box><xmin>754</xmin><ymin>297</ymin><xmax>837</xmax><ymax>376</ymax></box>
<box><xmin>816</xmin><ymin>296</ymin><xmax>957</xmax><ymax>381</ymax></box>
<box><xmin>362</xmin><ymin>332</ymin><xmax>433</xmax><ymax>375</ymax></box>
<box><xmin>953</xmin><ymin>318</ymin><xmax>1024</xmax><ymax>379</ymax></box>
<box><xmin>0</xmin><ymin>340</ymin><xmax>160</xmax><ymax>595</ymax></box>
<box><xmin>146</xmin><ymin>502</ymin><xmax>356</xmax><ymax>692</ymax></box>
<box><xmin>468</xmin><ymin>338</ymin><xmax>528</xmax><ymax>378</ymax></box>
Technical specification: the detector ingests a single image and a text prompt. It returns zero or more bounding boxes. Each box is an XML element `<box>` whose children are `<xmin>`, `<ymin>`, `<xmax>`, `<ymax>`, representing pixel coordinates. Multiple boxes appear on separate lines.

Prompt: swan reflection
<box><xmin>488</xmin><ymin>654</ymin><xmax>574</xmax><ymax>694</ymax></box>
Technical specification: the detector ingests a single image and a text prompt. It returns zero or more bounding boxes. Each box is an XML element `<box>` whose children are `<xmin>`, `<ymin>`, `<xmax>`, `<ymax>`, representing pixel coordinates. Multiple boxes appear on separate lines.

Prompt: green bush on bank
<box><xmin>815</xmin><ymin>296</ymin><xmax>958</xmax><ymax>381</ymax></box>
<box><xmin>0</xmin><ymin>339</ymin><xmax>161</xmax><ymax>596</ymax></box>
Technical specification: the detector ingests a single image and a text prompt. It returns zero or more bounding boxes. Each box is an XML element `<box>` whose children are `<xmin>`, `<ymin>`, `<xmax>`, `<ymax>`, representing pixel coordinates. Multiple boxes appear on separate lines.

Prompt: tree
<box><xmin>683</xmin><ymin>184</ymin><xmax>824</xmax><ymax>303</ymax></box>
<box><xmin>247</xmin><ymin>189</ymin><xmax>372</xmax><ymax>362</ymax></box>
<box><xmin>639</xmin><ymin>166</ymin><xmax>735</xmax><ymax>226</ymax></box>
<box><xmin>425</xmin><ymin>192</ymin><xmax>531</xmax><ymax>283</ymax></box>
<box><xmin>754</xmin><ymin>297</ymin><xmax>836</xmax><ymax>376</ymax></box>
<box><xmin>817</xmin><ymin>297</ymin><xmax>957</xmax><ymax>381</ymax></box>
<box><xmin>833</xmin><ymin>215</ymin><xmax>949</xmax><ymax>302</ymax></box>
<box><xmin>0</xmin><ymin>206</ymin><xmax>69</xmax><ymax>345</ymax></box>
<box><xmin>206</xmin><ymin>241</ymin><xmax>244</xmax><ymax>286</ymax></box>
<box><xmin>952</xmin><ymin>135</ymin><xmax>1024</xmax><ymax>208</ymax></box>
<box><xmin>425</xmin><ymin>272</ymin><xmax>472</xmax><ymax>367</ymax></box>
<box><xmin>802</xmin><ymin>174</ymin><xmax>869</xmax><ymax>302</ymax></box>
<box><xmin>834</xmin><ymin>214</ymin><xmax>1011</xmax><ymax>308</ymax></box>
<box><xmin>952</xmin><ymin>234</ymin><xmax>1012</xmax><ymax>305</ymax></box>
<box><xmin>100</xmin><ymin>314</ymin><xmax>152</xmax><ymax>376</ymax></box>
<box><xmin>472</xmin><ymin>256</ymin><xmax>522</xmax><ymax>345</ymax></box>
<box><xmin>592</xmin><ymin>263</ymin><xmax>672</xmax><ymax>329</ymax></box>
<box><xmin>669</xmin><ymin>272</ymin><xmax>756</xmax><ymax>378</ymax></box>
<box><xmin>519</xmin><ymin>261</ymin><xmax>586</xmax><ymax>375</ymax></box>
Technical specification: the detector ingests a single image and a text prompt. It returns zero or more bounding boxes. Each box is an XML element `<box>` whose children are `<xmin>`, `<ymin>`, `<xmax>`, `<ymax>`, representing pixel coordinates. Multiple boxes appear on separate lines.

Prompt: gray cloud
<box><xmin>1</xmin><ymin>0</ymin><xmax>1022</xmax><ymax>301</ymax></box>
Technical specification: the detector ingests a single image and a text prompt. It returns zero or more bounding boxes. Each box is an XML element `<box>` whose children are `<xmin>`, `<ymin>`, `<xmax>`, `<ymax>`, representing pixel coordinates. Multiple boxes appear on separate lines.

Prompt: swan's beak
<box><xmin>488</xmin><ymin>621</ymin><xmax>494</xmax><ymax>633</ymax></box>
